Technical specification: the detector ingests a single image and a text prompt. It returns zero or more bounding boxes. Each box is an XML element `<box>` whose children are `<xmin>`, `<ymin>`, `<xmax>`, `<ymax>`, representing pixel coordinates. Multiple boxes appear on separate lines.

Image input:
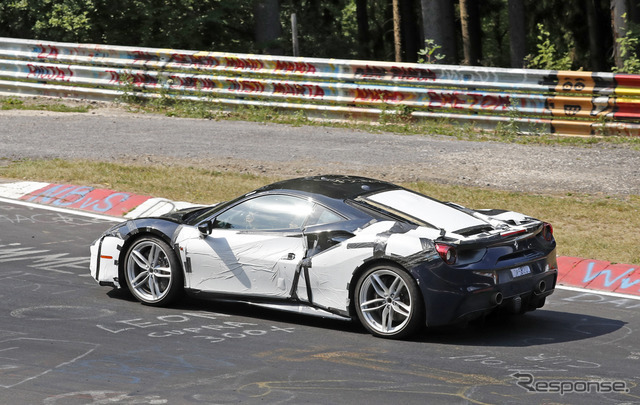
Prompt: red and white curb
<box><xmin>1</xmin><ymin>180</ymin><xmax>638</xmax><ymax>297</ymax></box>
<box><xmin>557</xmin><ymin>256</ymin><xmax>639</xmax><ymax>297</ymax></box>
<box><xmin>0</xmin><ymin>181</ymin><xmax>197</xmax><ymax>219</ymax></box>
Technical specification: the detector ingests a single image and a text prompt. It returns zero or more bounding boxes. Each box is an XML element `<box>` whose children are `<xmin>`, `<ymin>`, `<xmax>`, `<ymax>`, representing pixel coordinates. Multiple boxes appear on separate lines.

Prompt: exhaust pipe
<box><xmin>536</xmin><ymin>280</ymin><xmax>546</xmax><ymax>294</ymax></box>
<box><xmin>491</xmin><ymin>292</ymin><xmax>503</xmax><ymax>306</ymax></box>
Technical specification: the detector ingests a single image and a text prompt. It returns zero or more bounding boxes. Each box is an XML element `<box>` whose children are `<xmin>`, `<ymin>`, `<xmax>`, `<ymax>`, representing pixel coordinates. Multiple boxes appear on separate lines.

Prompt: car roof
<box><xmin>181</xmin><ymin>175</ymin><xmax>405</xmax><ymax>225</ymax></box>
<box><xmin>256</xmin><ymin>175</ymin><xmax>402</xmax><ymax>200</ymax></box>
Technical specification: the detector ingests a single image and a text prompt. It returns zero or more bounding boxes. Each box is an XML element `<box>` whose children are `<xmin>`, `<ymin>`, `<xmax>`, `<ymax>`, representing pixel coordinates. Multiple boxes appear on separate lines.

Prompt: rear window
<box><xmin>363</xmin><ymin>190</ymin><xmax>487</xmax><ymax>231</ymax></box>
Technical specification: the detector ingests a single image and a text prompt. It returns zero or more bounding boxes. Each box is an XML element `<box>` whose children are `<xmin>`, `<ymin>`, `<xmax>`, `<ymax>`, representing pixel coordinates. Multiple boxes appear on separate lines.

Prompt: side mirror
<box><xmin>198</xmin><ymin>220</ymin><xmax>214</xmax><ymax>236</ymax></box>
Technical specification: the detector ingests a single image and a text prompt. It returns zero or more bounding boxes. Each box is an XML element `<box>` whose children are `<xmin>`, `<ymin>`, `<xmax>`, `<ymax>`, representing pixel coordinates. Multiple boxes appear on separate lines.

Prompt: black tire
<box><xmin>354</xmin><ymin>264</ymin><xmax>424</xmax><ymax>339</ymax></box>
<box><xmin>123</xmin><ymin>236</ymin><xmax>183</xmax><ymax>306</ymax></box>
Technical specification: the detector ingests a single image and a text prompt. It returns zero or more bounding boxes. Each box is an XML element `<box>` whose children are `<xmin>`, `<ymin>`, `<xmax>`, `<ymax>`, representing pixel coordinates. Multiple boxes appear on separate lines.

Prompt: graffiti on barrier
<box><xmin>561</xmin><ymin>78</ymin><xmax>587</xmax><ymax>92</ymax></box>
<box><xmin>36</xmin><ymin>44</ymin><xmax>59</xmax><ymax>60</ymax></box>
<box><xmin>390</xmin><ymin>66</ymin><xmax>436</xmax><ymax>81</ymax></box>
<box><xmin>427</xmin><ymin>91</ymin><xmax>511</xmax><ymax>110</ymax></box>
<box><xmin>354</xmin><ymin>65</ymin><xmax>387</xmax><ymax>79</ymax></box>
<box><xmin>168</xmin><ymin>52</ymin><xmax>219</xmax><ymax>67</ymax></box>
<box><xmin>225</xmin><ymin>57</ymin><xmax>265</xmax><ymax>71</ymax></box>
<box><xmin>106</xmin><ymin>70</ymin><xmax>159</xmax><ymax>87</ymax></box>
<box><xmin>540</xmin><ymin>73</ymin><xmax>617</xmax><ymax>95</ymax></box>
<box><xmin>353</xmin><ymin>65</ymin><xmax>435</xmax><ymax>82</ymax></box>
<box><xmin>169</xmin><ymin>75</ymin><xmax>216</xmax><ymax>90</ymax></box>
<box><xmin>131</xmin><ymin>50</ymin><xmax>162</xmax><ymax>63</ymax></box>
<box><xmin>545</xmin><ymin>96</ymin><xmax>613</xmax><ymax>118</ymax></box>
<box><xmin>427</xmin><ymin>91</ymin><xmax>464</xmax><ymax>109</ymax></box>
<box><xmin>353</xmin><ymin>65</ymin><xmax>436</xmax><ymax>81</ymax></box>
<box><xmin>106</xmin><ymin>69</ymin><xmax>119</xmax><ymax>83</ymax></box>
<box><xmin>227</xmin><ymin>79</ymin><xmax>266</xmax><ymax>93</ymax></box>
<box><xmin>27</xmin><ymin>64</ymin><xmax>73</xmax><ymax>81</ymax></box>
<box><xmin>433</xmin><ymin>66</ymin><xmax>500</xmax><ymax>84</ymax></box>
<box><xmin>274</xmin><ymin>60</ymin><xmax>317</xmax><ymax>74</ymax></box>
<box><xmin>131</xmin><ymin>72</ymin><xmax>158</xmax><ymax>86</ymax></box>
<box><xmin>273</xmin><ymin>83</ymin><xmax>324</xmax><ymax>97</ymax></box>
<box><xmin>6</xmin><ymin>38</ymin><xmax>640</xmax><ymax>136</ymax></box>
<box><xmin>469</xmin><ymin>93</ymin><xmax>511</xmax><ymax>109</ymax></box>
<box><xmin>353</xmin><ymin>88</ymin><xmax>407</xmax><ymax>103</ymax></box>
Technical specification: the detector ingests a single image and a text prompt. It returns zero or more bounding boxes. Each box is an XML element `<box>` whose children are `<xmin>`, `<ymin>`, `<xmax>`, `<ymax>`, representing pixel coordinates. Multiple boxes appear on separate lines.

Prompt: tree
<box><xmin>355</xmin><ymin>0</ymin><xmax>371</xmax><ymax>58</ymax></box>
<box><xmin>586</xmin><ymin>0</ymin><xmax>604</xmax><ymax>71</ymax></box>
<box><xmin>611</xmin><ymin>0</ymin><xmax>628</xmax><ymax>69</ymax></box>
<box><xmin>1</xmin><ymin>0</ymin><xmax>94</xmax><ymax>42</ymax></box>
<box><xmin>400</xmin><ymin>0</ymin><xmax>420</xmax><ymax>62</ymax></box>
<box><xmin>507</xmin><ymin>0</ymin><xmax>525</xmax><ymax>68</ymax></box>
<box><xmin>478</xmin><ymin>0</ymin><xmax>509</xmax><ymax>67</ymax></box>
<box><xmin>393</xmin><ymin>0</ymin><xmax>402</xmax><ymax>61</ymax></box>
<box><xmin>0</xmin><ymin>0</ymin><xmax>628</xmax><ymax>71</ymax></box>
<box><xmin>420</xmin><ymin>0</ymin><xmax>457</xmax><ymax>64</ymax></box>
<box><xmin>254</xmin><ymin>0</ymin><xmax>282</xmax><ymax>54</ymax></box>
<box><xmin>460</xmin><ymin>0</ymin><xmax>481</xmax><ymax>65</ymax></box>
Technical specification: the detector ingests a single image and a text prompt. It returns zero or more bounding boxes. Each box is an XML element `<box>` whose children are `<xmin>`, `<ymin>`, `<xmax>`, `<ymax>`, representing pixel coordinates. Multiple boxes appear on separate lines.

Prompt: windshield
<box><xmin>363</xmin><ymin>190</ymin><xmax>488</xmax><ymax>232</ymax></box>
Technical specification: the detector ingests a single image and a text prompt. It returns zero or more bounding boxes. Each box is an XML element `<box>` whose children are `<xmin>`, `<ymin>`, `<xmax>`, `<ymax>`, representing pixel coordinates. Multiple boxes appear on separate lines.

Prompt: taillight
<box><xmin>436</xmin><ymin>243</ymin><xmax>457</xmax><ymax>265</ymax></box>
<box><xmin>542</xmin><ymin>222</ymin><xmax>554</xmax><ymax>241</ymax></box>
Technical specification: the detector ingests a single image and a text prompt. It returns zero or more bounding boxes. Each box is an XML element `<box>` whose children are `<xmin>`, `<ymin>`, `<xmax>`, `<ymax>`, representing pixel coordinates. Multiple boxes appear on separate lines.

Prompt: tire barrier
<box><xmin>1</xmin><ymin>37</ymin><xmax>640</xmax><ymax>136</ymax></box>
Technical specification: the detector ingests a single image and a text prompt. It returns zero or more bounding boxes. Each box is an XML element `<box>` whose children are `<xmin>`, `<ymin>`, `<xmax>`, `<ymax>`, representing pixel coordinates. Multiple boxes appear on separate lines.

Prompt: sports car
<box><xmin>90</xmin><ymin>175</ymin><xmax>557</xmax><ymax>339</ymax></box>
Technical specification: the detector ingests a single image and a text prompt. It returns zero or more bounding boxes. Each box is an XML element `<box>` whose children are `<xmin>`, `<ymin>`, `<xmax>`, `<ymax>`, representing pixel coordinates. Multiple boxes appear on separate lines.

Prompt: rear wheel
<box><xmin>354</xmin><ymin>264</ymin><xmax>424</xmax><ymax>339</ymax></box>
<box><xmin>124</xmin><ymin>236</ymin><xmax>183</xmax><ymax>306</ymax></box>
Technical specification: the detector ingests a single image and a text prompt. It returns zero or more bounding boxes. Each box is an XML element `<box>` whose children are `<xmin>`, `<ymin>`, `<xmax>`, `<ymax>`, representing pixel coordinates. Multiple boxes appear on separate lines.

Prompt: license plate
<box><xmin>510</xmin><ymin>265</ymin><xmax>531</xmax><ymax>278</ymax></box>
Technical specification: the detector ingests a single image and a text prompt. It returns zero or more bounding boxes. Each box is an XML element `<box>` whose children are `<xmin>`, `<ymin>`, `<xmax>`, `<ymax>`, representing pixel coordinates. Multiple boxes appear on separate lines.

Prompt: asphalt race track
<box><xmin>1</xmin><ymin>199</ymin><xmax>639</xmax><ymax>404</ymax></box>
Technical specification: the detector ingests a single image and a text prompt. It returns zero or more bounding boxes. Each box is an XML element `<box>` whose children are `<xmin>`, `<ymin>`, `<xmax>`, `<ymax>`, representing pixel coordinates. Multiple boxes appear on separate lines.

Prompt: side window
<box><xmin>306</xmin><ymin>204</ymin><xmax>345</xmax><ymax>226</ymax></box>
<box><xmin>214</xmin><ymin>195</ymin><xmax>313</xmax><ymax>230</ymax></box>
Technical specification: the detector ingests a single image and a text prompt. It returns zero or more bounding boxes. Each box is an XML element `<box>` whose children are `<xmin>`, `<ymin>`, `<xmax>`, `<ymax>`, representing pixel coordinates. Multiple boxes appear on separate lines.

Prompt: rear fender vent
<box><xmin>454</xmin><ymin>225</ymin><xmax>494</xmax><ymax>237</ymax></box>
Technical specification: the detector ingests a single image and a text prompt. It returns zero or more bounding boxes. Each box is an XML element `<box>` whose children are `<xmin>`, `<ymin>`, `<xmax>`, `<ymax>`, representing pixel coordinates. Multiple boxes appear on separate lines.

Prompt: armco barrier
<box><xmin>1</xmin><ymin>37</ymin><xmax>640</xmax><ymax>136</ymax></box>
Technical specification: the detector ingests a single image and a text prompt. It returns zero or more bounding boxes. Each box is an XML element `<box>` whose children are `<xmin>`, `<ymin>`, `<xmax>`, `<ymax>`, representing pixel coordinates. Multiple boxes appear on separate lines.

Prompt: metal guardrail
<box><xmin>1</xmin><ymin>37</ymin><xmax>640</xmax><ymax>136</ymax></box>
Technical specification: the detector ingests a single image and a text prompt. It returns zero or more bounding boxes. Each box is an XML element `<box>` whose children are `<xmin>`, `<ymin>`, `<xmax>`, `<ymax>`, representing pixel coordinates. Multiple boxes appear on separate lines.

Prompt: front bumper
<box><xmin>89</xmin><ymin>235</ymin><xmax>124</xmax><ymax>287</ymax></box>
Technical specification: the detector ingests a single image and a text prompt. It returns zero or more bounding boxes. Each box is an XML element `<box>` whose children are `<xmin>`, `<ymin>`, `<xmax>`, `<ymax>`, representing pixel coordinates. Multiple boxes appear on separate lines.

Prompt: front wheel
<box><xmin>124</xmin><ymin>236</ymin><xmax>183</xmax><ymax>306</ymax></box>
<box><xmin>354</xmin><ymin>264</ymin><xmax>424</xmax><ymax>339</ymax></box>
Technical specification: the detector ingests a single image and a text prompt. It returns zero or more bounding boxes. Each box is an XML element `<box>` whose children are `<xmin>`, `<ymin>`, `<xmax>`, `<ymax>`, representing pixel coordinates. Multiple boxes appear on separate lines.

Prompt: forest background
<box><xmin>0</xmin><ymin>0</ymin><xmax>639</xmax><ymax>73</ymax></box>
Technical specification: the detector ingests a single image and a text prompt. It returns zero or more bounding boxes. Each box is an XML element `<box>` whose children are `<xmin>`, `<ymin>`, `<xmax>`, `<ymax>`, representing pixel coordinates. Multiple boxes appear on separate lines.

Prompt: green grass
<box><xmin>2</xmin><ymin>158</ymin><xmax>639</xmax><ymax>266</ymax></box>
<box><xmin>0</xmin><ymin>158</ymin><xmax>274</xmax><ymax>204</ymax></box>
<box><xmin>1</xmin><ymin>97</ymin><xmax>92</xmax><ymax>113</ymax></box>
